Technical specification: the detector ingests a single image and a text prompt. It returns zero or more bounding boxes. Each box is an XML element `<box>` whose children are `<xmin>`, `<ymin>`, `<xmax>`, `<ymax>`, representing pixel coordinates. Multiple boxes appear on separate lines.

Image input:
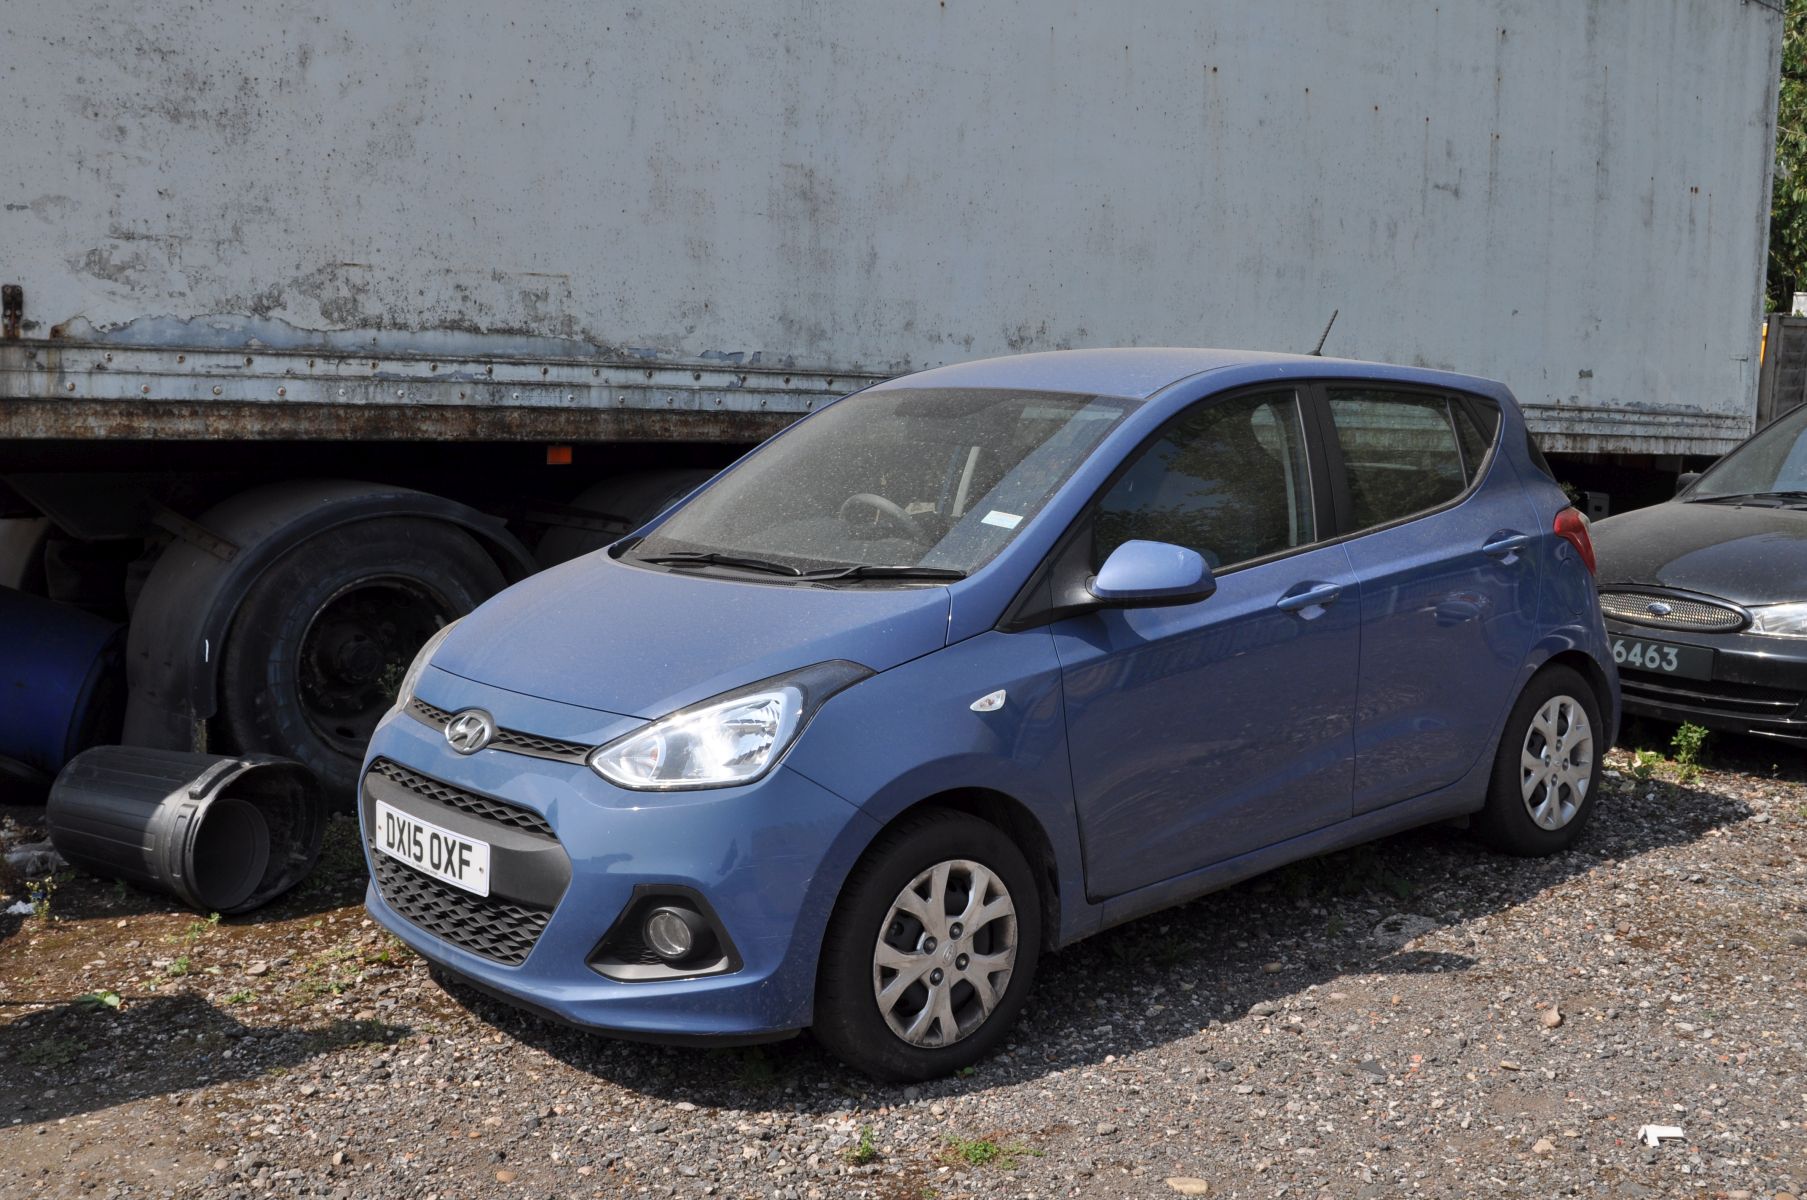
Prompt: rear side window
<box><xmin>1092</xmin><ymin>391</ymin><xmax>1315</xmax><ymax>571</ymax></box>
<box><xmin>1325</xmin><ymin>389</ymin><xmax>1472</xmax><ymax>529</ymax></box>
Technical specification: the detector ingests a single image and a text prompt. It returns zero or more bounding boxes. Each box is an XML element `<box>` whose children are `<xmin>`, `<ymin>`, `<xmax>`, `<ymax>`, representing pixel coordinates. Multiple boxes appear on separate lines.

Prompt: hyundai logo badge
<box><xmin>444</xmin><ymin>708</ymin><xmax>497</xmax><ymax>754</ymax></box>
<box><xmin>1646</xmin><ymin>601</ymin><xmax>1674</xmax><ymax>618</ymax></box>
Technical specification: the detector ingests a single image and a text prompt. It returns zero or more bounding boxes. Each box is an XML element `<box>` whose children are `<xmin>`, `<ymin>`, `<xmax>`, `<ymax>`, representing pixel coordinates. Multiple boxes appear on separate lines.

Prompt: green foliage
<box><xmin>728</xmin><ymin>1045</ymin><xmax>780</xmax><ymax>1089</ymax></box>
<box><xmin>943</xmin><ymin>1136</ymin><xmax>1040</xmax><ymax>1170</ymax></box>
<box><xmin>1671</xmin><ymin>722</ymin><xmax>1709</xmax><ymax>783</ymax></box>
<box><xmin>20</xmin><ymin>1035</ymin><xmax>87</xmax><ymax>1068</ymax></box>
<box><xmin>1631</xmin><ymin>749</ymin><xmax>1662</xmax><ymax>781</ymax></box>
<box><xmin>165</xmin><ymin>956</ymin><xmax>192</xmax><ymax>977</ymax></box>
<box><xmin>29</xmin><ymin>874</ymin><xmax>57</xmax><ymax>920</ymax></box>
<box><xmin>77</xmin><ymin>989</ymin><xmax>122</xmax><ymax>1010</ymax></box>
<box><xmin>1772</xmin><ymin>0</ymin><xmax>1807</xmax><ymax>310</ymax></box>
<box><xmin>843</xmin><ymin>1126</ymin><xmax>880</xmax><ymax>1166</ymax></box>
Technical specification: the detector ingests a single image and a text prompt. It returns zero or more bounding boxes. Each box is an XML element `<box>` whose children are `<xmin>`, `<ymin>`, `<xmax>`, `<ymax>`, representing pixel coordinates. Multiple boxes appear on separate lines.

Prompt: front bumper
<box><xmin>358</xmin><ymin>667</ymin><xmax>879</xmax><ymax>1041</ymax></box>
<box><xmin>1605</xmin><ymin>619</ymin><xmax>1807</xmax><ymax>742</ymax></box>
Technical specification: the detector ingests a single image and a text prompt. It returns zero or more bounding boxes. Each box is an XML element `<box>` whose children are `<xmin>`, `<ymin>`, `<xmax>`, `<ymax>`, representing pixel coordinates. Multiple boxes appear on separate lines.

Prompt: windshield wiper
<box><xmin>637</xmin><ymin>552</ymin><xmax>803</xmax><ymax>577</ymax></box>
<box><xmin>1690</xmin><ymin>491</ymin><xmax>1807</xmax><ymax>507</ymax></box>
<box><xmin>797</xmin><ymin>564</ymin><xmax>968</xmax><ymax>583</ymax></box>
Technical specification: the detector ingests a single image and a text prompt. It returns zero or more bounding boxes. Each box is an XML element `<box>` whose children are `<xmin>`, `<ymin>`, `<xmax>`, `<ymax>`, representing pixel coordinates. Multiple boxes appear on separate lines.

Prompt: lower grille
<box><xmin>372</xmin><ymin>853</ymin><xmax>551</xmax><ymax>966</ymax></box>
<box><xmin>1621</xmin><ymin>671</ymin><xmax>1805</xmax><ymax>720</ymax></box>
<box><xmin>368</xmin><ymin>758</ymin><xmax>555</xmax><ymax>838</ymax></box>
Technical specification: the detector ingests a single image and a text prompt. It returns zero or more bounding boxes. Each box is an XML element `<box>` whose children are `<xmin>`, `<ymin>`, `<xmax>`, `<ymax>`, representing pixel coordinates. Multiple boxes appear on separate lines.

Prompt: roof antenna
<box><xmin>1309</xmin><ymin>309</ymin><xmax>1339</xmax><ymax>357</ymax></box>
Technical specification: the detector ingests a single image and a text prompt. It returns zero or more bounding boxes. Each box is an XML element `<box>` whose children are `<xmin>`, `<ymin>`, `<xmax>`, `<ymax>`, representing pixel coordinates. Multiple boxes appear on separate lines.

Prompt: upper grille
<box><xmin>494</xmin><ymin>728</ymin><xmax>592</xmax><ymax>760</ymax></box>
<box><xmin>367</xmin><ymin>758</ymin><xmax>556</xmax><ymax>839</ymax></box>
<box><xmin>1599</xmin><ymin>590</ymin><xmax>1746</xmax><ymax>632</ymax></box>
<box><xmin>406</xmin><ymin>698</ymin><xmax>592</xmax><ymax>763</ymax></box>
<box><xmin>371</xmin><ymin>852</ymin><xmax>550</xmax><ymax>966</ymax></box>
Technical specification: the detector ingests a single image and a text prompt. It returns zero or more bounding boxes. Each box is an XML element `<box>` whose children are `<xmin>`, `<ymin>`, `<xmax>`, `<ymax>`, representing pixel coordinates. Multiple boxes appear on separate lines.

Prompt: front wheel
<box><xmin>1475</xmin><ymin>665</ymin><xmax>1604</xmax><ymax>856</ymax></box>
<box><xmin>813</xmin><ymin>810</ymin><xmax>1041</xmax><ymax>1081</ymax></box>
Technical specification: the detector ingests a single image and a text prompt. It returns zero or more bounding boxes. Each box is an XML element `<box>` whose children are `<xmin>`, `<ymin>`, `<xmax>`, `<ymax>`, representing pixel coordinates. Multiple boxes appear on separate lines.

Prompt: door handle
<box><xmin>1482</xmin><ymin>531</ymin><xmax>1532</xmax><ymax>558</ymax></box>
<box><xmin>1275</xmin><ymin>582</ymin><xmax>1343</xmax><ymax>613</ymax></box>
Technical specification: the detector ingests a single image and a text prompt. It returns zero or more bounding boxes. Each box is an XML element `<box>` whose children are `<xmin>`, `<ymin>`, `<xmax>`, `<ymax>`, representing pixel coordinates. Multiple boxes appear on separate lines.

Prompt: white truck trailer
<box><xmin>0</xmin><ymin>0</ymin><xmax>1785</xmax><ymax>797</ymax></box>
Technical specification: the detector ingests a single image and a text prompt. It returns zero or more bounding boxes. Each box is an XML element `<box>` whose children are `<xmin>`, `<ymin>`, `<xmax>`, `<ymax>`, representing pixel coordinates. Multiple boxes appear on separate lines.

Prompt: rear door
<box><xmin>1314</xmin><ymin>385</ymin><xmax>1542</xmax><ymax>813</ymax></box>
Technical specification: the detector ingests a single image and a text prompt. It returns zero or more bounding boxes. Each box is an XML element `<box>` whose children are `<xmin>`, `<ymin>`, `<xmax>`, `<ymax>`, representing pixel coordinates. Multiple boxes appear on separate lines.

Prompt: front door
<box><xmin>1051</xmin><ymin>389</ymin><xmax>1361</xmax><ymax>900</ymax></box>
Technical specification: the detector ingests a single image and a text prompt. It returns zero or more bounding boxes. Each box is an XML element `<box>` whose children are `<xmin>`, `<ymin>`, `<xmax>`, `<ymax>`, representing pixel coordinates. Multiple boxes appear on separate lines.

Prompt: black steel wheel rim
<box><xmin>295</xmin><ymin>576</ymin><xmax>453</xmax><ymax>758</ymax></box>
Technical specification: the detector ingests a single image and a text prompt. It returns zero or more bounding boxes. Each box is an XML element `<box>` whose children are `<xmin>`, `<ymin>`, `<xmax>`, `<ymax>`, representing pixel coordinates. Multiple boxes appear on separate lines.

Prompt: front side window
<box><xmin>1326</xmin><ymin>389</ymin><xmax>1474</xmax><ymax>529</ymax></box>
<box><xmin>1091</xmin><ymin>391</ymin><xmax>1315</xmax><ymax>571</ymax></box>
<box><xmin>632</xmin><ymin>387</ymin><xmax>1134</xmax><ymax>577</ymax></box>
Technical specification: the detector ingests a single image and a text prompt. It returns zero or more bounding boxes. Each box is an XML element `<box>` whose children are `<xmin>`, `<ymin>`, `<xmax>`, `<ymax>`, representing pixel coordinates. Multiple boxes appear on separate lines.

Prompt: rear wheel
<box><xmin>217</xmin><ymin>518</ymin><xmax>505</xmax><ymax>804</ymax></box>
<box><xmin>1475</xmin><ymin>665</ymin><xmax>1603</xmax><ymax>856</ymax></box>
<box><xmin>814</xmin><ymin>810</ymin><xmax>1041</xmax><ymax>1081</ymax></box>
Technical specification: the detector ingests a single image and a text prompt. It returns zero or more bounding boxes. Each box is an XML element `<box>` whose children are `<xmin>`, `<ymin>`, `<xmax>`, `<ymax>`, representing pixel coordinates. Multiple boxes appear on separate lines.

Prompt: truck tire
<box><xmin>215</xmin><ymin>518</ymin><xmax>505</xmax><ymax>804</ymax></box>
<box><xmin>536</xmin><ymin>469</ymin><xmax>717</xmax><ymax>569</ymax></box>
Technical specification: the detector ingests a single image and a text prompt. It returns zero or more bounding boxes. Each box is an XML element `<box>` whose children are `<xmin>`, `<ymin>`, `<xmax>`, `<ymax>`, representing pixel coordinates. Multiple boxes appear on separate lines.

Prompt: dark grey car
<box><xmin>1591</xmin><ymin>403</ymin><xmax>1807</xmax><ymax>743</ymax></box>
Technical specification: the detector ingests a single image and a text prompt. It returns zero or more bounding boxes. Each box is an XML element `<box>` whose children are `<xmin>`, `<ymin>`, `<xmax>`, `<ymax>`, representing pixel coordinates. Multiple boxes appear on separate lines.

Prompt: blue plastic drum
<box><xmin>0</xmin><ymin>587</ymin><xmax>125</xmax><ymax>775</ymax></box>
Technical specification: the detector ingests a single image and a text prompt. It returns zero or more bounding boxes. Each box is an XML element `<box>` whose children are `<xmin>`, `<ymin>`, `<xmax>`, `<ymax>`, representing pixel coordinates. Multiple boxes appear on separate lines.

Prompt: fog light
<box><xmin>644</xmin><ymin>905</ymin><xmax>709</xmax><ymax>961</ymax></box>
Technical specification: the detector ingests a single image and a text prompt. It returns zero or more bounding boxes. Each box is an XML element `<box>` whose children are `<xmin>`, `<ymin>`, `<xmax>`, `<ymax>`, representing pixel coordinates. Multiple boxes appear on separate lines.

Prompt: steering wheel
<box><xmin>838</xmin><ymin>492</ymin><xmax>924</xmax><ymax>541</ymax></box>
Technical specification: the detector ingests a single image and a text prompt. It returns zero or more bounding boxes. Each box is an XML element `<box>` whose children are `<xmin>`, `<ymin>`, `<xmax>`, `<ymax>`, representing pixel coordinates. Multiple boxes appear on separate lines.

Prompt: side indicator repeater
<box><xmin>970</xmin><ymin>690</ymin><xmax>1006</xmax><ymax>713</ymax></box>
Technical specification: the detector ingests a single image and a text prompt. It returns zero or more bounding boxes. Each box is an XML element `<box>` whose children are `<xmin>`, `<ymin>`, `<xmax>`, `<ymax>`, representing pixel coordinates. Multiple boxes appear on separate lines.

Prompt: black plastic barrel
<box><xmin>48</xmin><ymin>746</ymin><xmax>324</xmax><ymax>914</ymax></box>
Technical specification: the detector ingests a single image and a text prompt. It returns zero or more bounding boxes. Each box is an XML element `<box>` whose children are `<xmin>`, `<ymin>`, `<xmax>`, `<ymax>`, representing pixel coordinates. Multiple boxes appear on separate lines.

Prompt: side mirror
<box><xmin>1087</xmin><ymin>540</ymin><xmax>1217</xmax><ymax>607</ymax></box>
<box><xmin>1674</xmin><ymin>471</ymin><xmax>1700</xmax><ymax>497</ymax></box>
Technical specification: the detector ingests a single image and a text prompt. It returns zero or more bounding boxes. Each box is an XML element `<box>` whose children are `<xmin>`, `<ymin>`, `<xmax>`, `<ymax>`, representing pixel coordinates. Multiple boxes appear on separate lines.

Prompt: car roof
<box><xmin>870</xmin><ymin>347</ymin><xmax>1508</xmax><ymax>402</ymax></box>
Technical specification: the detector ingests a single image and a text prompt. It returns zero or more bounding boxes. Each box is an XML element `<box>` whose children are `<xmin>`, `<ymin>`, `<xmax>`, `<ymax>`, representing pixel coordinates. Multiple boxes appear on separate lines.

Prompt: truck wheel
<box><xmin>216</xmin><ymin>518</ymin><xmax>504</xmax><ymax>804</ymax></box>
<box><xmin>1475</xmin><ymin>665</ymin><xmax>1603</xmax><ymax>856</ymax></box>
<box><xmin>536</xmin><ymin>469</ymin><xmax>716</xmax><ymax>569</ymax></box>
<box><xmin>813</xmin><ymin>810</ymin><xmax>1041</xmax><ymax>1081</ymax></box>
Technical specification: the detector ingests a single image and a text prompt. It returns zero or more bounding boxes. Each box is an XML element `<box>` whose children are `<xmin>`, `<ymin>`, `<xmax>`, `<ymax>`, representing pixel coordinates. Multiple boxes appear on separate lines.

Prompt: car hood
<box><xmin>430</xmin><ymin>552</ymin><xmax>952</xmax><ymax>718</ymax></box>
<box><xmin>1592</xmin><ymin>500</ymin><xmax>1807</xmax><ymax>606</ymax></box>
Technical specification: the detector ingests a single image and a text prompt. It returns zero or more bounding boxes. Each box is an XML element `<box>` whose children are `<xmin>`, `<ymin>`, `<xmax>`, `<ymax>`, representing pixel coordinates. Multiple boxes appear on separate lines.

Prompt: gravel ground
<box><xmin>4</xmin><ymin>728</ymin><xmax>1807</xmax><ymax>1200</ymax></box>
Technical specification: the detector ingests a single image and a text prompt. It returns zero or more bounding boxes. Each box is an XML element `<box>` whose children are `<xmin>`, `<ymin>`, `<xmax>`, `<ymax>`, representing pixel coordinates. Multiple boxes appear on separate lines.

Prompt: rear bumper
<box><xmin>358</xmin><ymin>671</ymin><xmax>879</xmax><ymax>1041</ymax></box>
<box><xmin>1605</xmin><ymin>619</ymin><xmax>1807</xmax><ymax>742</ymax></box>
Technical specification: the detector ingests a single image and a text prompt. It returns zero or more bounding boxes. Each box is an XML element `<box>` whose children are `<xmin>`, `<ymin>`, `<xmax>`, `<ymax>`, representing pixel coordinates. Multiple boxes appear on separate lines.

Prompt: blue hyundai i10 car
<box><xmin>359</xmin><ymin>348</ymin><xmax>1618</xmax><ymax>1080</ymax></box>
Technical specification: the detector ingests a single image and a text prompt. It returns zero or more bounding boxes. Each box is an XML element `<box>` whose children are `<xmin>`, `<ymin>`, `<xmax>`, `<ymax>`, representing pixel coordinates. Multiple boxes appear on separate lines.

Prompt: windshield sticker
<box><xmin>982</xmin><ymin>510</ymin><xmax>1023</xmax><ymax>529</ymax></box>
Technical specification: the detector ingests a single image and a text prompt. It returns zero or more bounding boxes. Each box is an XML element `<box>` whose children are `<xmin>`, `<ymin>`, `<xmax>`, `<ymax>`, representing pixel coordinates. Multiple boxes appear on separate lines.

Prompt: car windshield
<box><xmin>1689</xmin><ymin>403</ymin><xmax>1807</xmax><ymax>500</ymax></box>
<box><xmin>628</xmin><ymin>387</ymin><xmax>1133</xmax><ymax>578</ymax></box>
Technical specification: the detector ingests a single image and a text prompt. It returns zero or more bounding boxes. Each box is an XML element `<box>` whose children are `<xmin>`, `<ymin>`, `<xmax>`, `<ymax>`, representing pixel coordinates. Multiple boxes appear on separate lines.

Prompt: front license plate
<box><xmin>1611</xmin><ymin>636</ymin><xmax>1713</xmax><ymax>681</ymax></box>
<box><xmin>373</xmin><ymin>799</ymin><xmax>491</xmax><ymax>897</ymax></box>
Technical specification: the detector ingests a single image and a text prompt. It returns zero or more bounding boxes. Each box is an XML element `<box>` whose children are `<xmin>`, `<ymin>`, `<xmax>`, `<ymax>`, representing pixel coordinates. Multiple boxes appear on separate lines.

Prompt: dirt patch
<box><xmin>2</xmin><ymin>732</ymin><xmax>1806</xmax><ymax>1198</ymax></box>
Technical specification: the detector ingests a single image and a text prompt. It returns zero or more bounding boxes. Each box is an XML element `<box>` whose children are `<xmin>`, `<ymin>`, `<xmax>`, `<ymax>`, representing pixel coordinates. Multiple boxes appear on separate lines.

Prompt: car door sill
<box><xmin>1084</xmin><ymin>784</ymin><xmax>1483</xmax><ymax>942</ymax></box>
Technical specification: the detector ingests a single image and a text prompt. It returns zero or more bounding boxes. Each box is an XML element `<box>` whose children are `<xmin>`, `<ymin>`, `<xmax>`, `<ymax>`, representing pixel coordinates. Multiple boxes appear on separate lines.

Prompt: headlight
<box><xmin>1748</xmin><ymin>602</ymin><xmax>1807</xmax><ymax>639</ymax></box>
<box><xmin>588</xmin><ymin>660</ymin><xmax>872</xmax><ymax>791</ymax></box>
<box><xmin>388</xmin><ymin>620</ymin><xmax>460</xmax><ymax>715</ymax></box>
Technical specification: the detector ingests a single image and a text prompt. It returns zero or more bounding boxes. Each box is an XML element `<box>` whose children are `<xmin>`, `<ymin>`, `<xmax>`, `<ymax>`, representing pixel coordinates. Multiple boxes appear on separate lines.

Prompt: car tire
<box><xmin>813</xmin><ymin>809</ymin><xmax>1042</xmax><ymax>1081</ymax></box>
<box><xmin>1475</xmin><ymin>664</ymin><xmax>1604</xmax><ymax>856</ymax></box>
<box><xmin>217</xmin><ymin>518</ymin><xmax>505</xmax><ymax>805</ymax></box>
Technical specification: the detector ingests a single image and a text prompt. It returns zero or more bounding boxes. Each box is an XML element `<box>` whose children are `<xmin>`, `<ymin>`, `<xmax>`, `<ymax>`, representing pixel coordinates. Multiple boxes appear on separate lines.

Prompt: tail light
<box><xmin>1553</xmin><ymin>507</ymin><xmax>1596</xmax><ymax>575</ymax></box>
